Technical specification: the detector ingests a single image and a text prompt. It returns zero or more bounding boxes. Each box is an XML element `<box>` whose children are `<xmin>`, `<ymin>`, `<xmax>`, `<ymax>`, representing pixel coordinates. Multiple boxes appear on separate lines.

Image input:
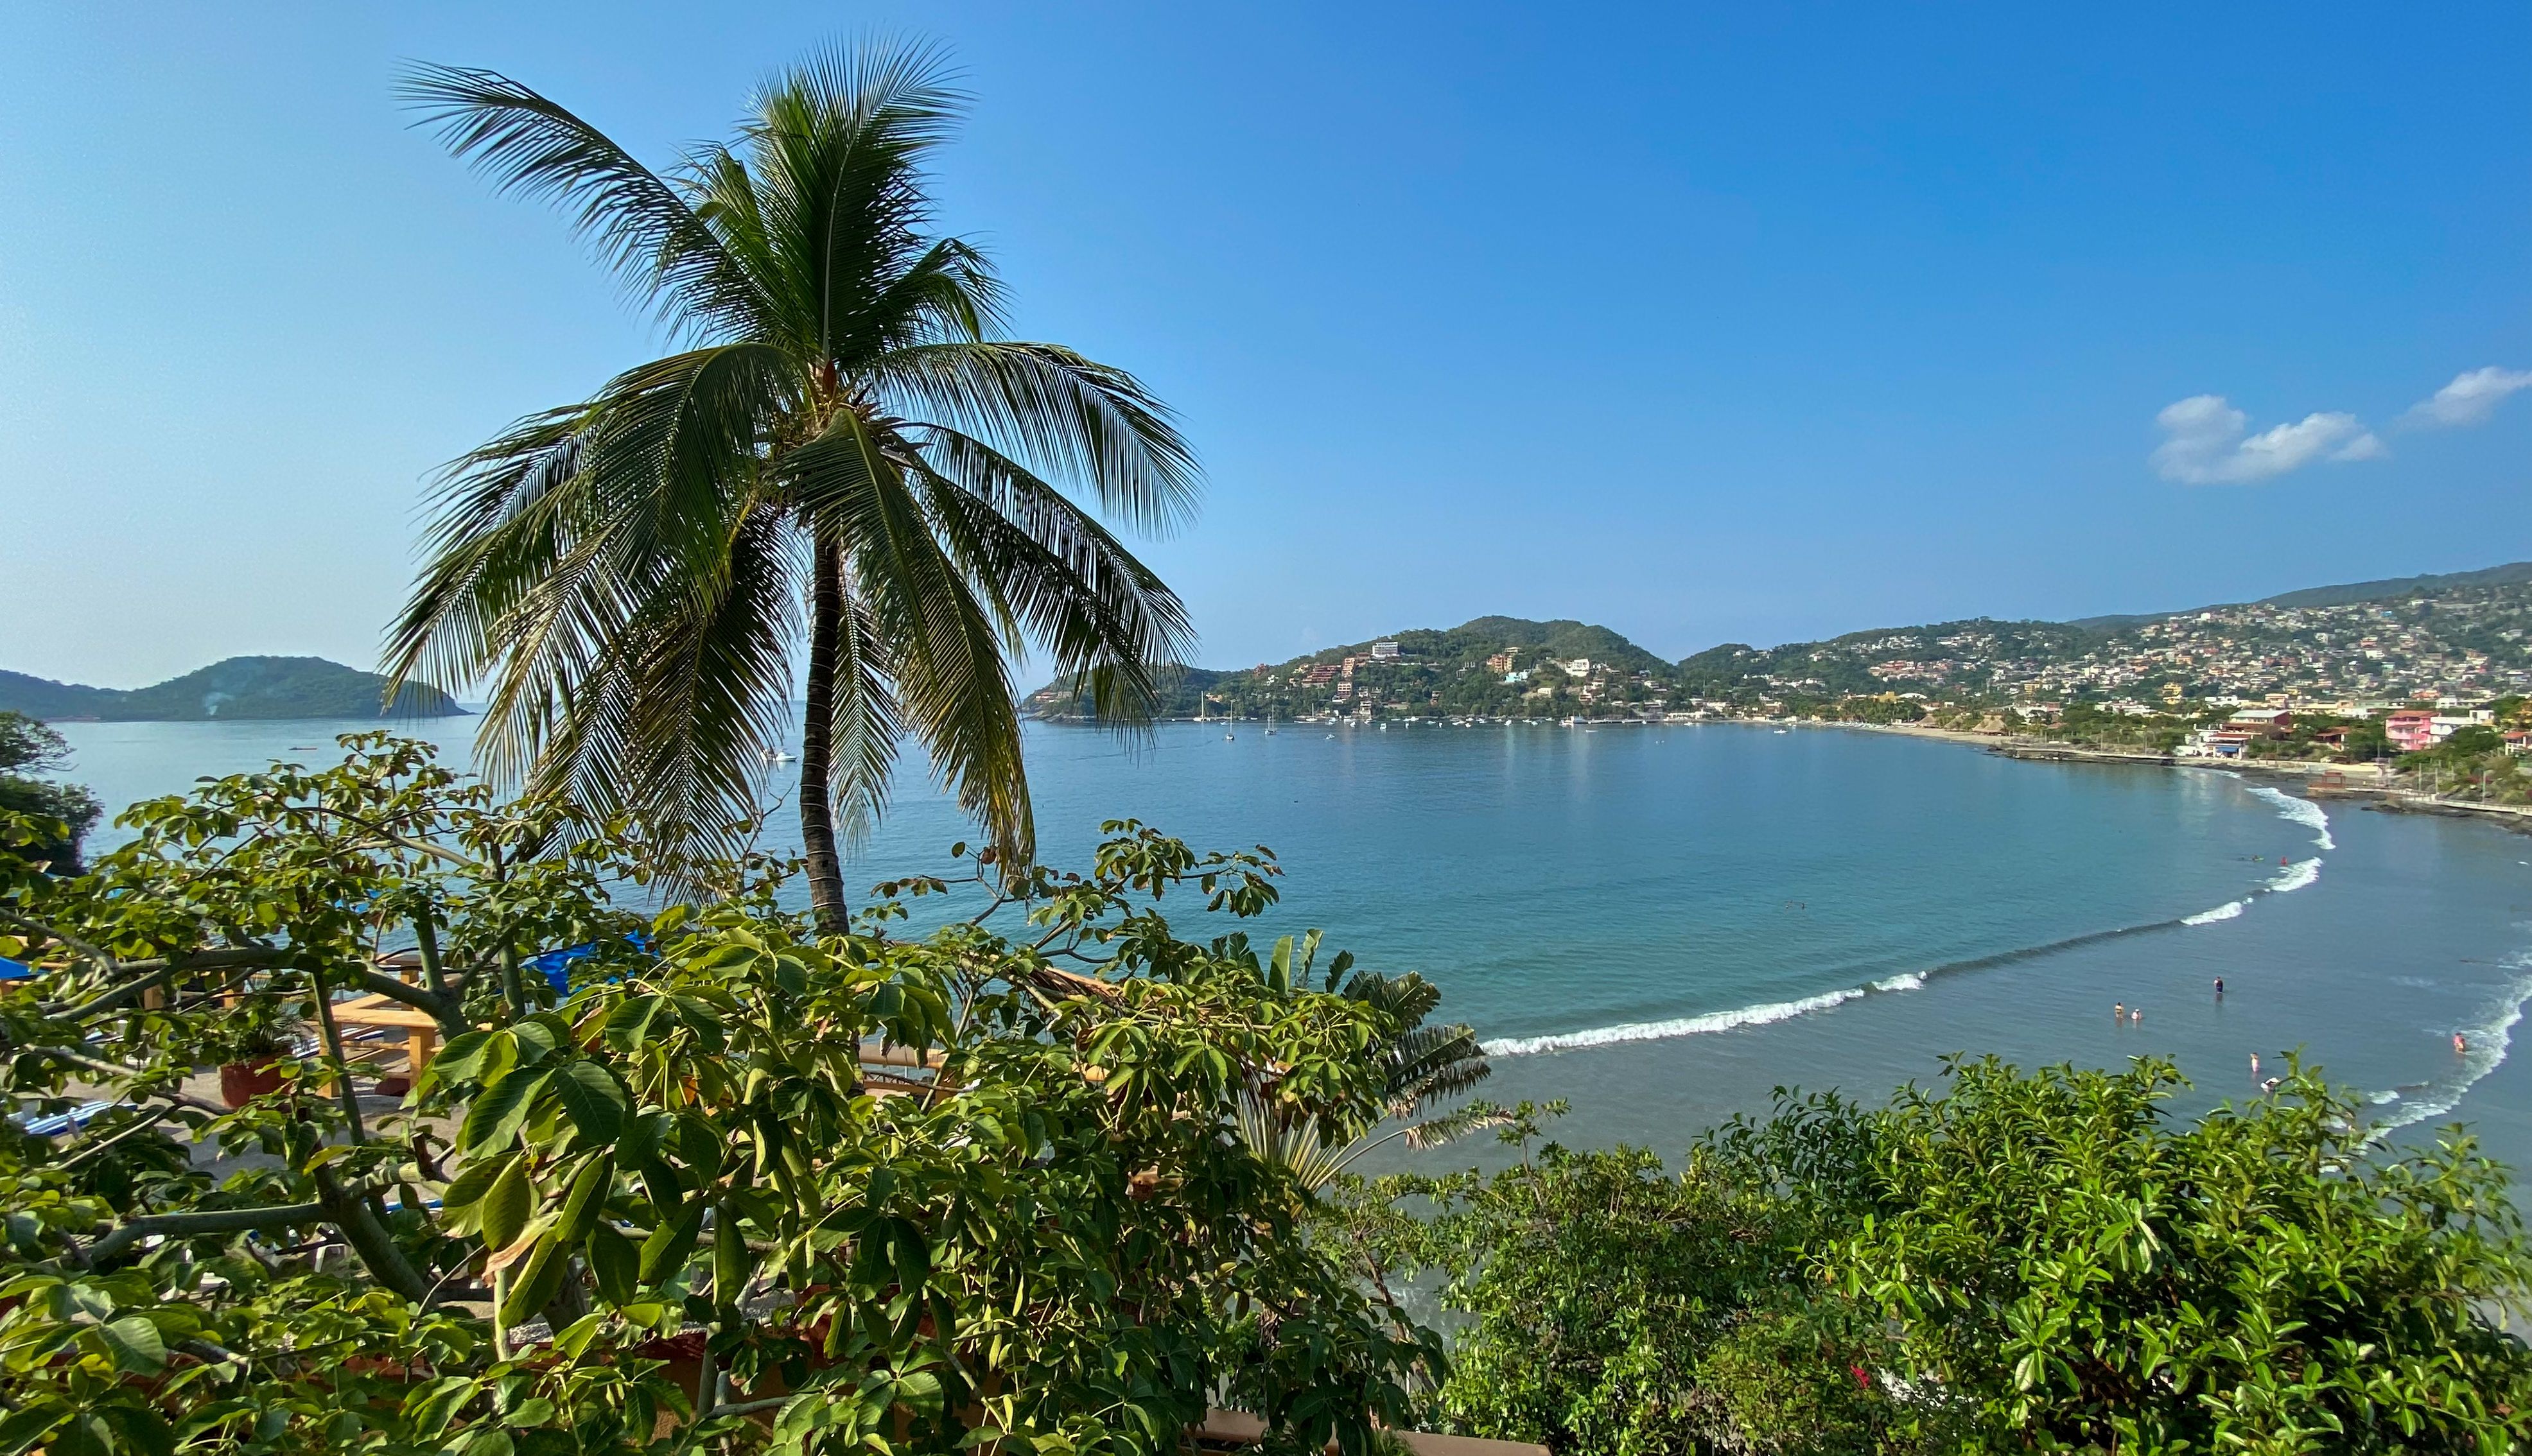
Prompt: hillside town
<box><xmin>1021</xmin><ymin>580</ymin><xmax>2532</xmax><ymax>791</ymax></box>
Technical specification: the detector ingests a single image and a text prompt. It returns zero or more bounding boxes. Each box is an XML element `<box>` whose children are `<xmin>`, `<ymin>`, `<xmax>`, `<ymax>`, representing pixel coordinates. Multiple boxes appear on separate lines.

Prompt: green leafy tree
<box><xmin>1330</xmin><ymin>1095</ymin><xmax>1941</xmax><ymax>1455</ymax></box>
<box><xmin>0</xmin><ymin>710</ymin><xmax>100</xmax><ymax>872</ymax></box>
<box><xmin>1840</xmin><ymin>1055</ymin><xmax>2532</xmax><ymax>1452</ymax></box>
<box><xmin>385</xmin><ymin>42</ymin><xmax>1198</xmax><ymax>930</ymax></box>
<box><xmin>1336</xmin><ymin>1061</ymin><xmax>2532</xmax><ymax>1455</ymax></box>
<box><xmin>0</xmin><ymin>738</ymin><xmax>1436</xmax><ymax>1455</ymax></box>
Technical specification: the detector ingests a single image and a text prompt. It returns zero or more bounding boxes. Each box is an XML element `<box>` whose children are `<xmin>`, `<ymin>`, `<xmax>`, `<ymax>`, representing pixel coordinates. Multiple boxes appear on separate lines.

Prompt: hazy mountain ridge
<box><xmin>0</xmin><ymin>657</ymin><xmax>467</xmax><ymax>722</ymax></box>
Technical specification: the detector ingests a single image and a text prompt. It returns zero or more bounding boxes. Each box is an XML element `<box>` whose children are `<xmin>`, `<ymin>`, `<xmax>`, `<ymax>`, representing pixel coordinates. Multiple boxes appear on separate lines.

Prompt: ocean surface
<box><xmin>54</xmin><ymin>716</ymin><xmax>2532</xmax><ymax>1177</ymax></box>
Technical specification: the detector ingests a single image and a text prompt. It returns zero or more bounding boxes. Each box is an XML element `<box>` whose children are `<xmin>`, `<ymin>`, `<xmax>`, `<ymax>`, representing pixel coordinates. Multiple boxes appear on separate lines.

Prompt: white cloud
<box><xmin>2150</xmin><ymin>394</ymin><xmax>2384</xmax><ymax>485</ymax></box>
<box><xmin>2403</xmin><ymin>366</ymin><xmax>2532</xmax><ymax>428</ymax></box>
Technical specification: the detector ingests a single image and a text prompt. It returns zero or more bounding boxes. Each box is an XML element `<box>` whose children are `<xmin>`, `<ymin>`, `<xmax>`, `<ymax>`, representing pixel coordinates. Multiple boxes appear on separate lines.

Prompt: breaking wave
<box><xmin>1483</xmin><ymin>783</ymin><xmax>2339</xmax><ymax>1061</ymax></box>
<box><xmin>2368</xmin><ymin>960</ymin><xmax>2532</xmax><ymax>1140</ymax></box>
<box><xmin>2246</xmin><ymin>784</ymin><xmax>2334</xmax><ymax>851</ymax></box>
<box><xmin>1481</xmin><ymin>987</ymin><xmax>1871</xmax><ymax>1056</ymax></box>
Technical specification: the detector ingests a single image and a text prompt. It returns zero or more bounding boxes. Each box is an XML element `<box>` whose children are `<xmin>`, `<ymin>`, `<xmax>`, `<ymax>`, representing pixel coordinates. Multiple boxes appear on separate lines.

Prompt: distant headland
<box><xmin>0</xmin><ymin>657</ymin><xmax>467</xmax><ymax>722</ymax></box>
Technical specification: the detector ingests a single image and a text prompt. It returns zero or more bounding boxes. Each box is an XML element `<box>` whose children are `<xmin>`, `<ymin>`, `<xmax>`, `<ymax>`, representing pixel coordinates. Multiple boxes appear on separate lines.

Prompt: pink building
<box><xmin>2386</xmin><ymin>709</ymin><xmax>2438</xmax><ymax>753</ymax></box>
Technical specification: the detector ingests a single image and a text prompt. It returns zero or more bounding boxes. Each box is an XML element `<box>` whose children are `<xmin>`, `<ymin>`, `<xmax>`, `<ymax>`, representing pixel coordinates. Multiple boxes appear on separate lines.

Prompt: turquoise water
<box><xmin>53</xmin><ymin>716</ymin><xmax>2532</xmax><ymax>1174</ymax></box>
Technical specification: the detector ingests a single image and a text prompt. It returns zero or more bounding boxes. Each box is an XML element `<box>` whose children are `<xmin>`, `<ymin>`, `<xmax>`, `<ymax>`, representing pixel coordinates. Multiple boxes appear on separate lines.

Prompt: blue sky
<box><xmin>3</xmin><ymin>3</ymin><xmax>2528</xmax><ymax>686</ymax></box>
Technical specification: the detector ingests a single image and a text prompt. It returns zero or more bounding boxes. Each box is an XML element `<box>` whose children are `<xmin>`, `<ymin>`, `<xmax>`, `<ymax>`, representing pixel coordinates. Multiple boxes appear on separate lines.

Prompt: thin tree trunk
<box><xmin>801</xmin><ymin>539</ymin><xmax>849</xmax><ymax>933</ymax></box>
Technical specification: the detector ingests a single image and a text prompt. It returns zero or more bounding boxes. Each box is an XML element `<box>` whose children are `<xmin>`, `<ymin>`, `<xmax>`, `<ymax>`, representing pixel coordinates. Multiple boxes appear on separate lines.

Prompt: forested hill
<box><xmin>1025</xmin><ymin>617</ymin><xmax>1676</xmax><ymax>721</ymax></box>
<box><xmin>0</xmin><ymin>657</ymin><xmax>467</xmax><ymax>721</ymax></box>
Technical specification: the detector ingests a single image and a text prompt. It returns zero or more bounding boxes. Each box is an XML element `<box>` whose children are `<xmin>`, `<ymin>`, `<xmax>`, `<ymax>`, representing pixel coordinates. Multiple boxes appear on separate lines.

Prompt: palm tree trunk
<box><xmin>799</xmin><ymin>540</ymin><xmax>849</xmax><ymax>933</ymax></box>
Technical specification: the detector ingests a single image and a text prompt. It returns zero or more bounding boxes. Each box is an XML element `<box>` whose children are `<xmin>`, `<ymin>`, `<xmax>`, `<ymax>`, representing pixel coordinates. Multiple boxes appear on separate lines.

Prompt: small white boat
<box><xmin>1264</xmin><ymin>727</ymin><xmax>1276</xmax><ymax>736</ymax></box>
<box><xmin>1224</xmin><ymin>732</ymin><xmax>1235</xmax><ymax>740</ymax></box>
<box><xmin>763</xmin><ymin>747</ymin><xmax>797</xmax><ymax>763</ymax></box>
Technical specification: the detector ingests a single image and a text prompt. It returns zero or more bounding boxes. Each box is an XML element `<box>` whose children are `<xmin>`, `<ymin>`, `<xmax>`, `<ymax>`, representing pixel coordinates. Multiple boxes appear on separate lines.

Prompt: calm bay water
<box><xmin>55</xmin><ymin>715</ymin><xmax>2532</xmax><ymax>1175</ymax></box>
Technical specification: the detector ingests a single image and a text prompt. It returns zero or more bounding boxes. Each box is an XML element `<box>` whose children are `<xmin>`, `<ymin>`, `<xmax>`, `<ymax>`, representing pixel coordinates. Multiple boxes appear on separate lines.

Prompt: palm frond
<box><xmin>916</xmin><ymin>424</ymin><xmax>1196</xmax><ymax>689</ymax></box>
<box><xmin>1234</xmin><ymin>1093</ymin><xmax>1352</xmax><ymax>1192</ymax></box>
<box><xmin>826</xmin><ymin>553</ymin><xmax>905</xmax><ymax>845</ymax></box>
<box><xmin>785</xmin><ymin>408</ymin><xmax>1033</xmax><ymax>862</ymax></box>
<box><xmin>388</xmin><ymin>344</ymin><xmax>793</xmax><ymax>793</ymax></box>
<box><xmin>1383</xmin><ymin>1023</ymin><xmax>1491</xmax><ymax>1113</ymax></box>
<box><xmin>1344</xmin><ymin>970</ymin><xmax>1445</xmax><ymax>1029</ymax></box>
<box><xmin>383</xmin><ymin>403</ymin><xmax>599</xmax><ymax>704</ymax></box>
<box><xmin>523</xmin><ymin>503</ymin><xmax>799</xmax><ymax>878</ymax></box>
<box><xmin>875</xmin><ymin>342</ymin><xmax>1200</xmax><ymax>535</ymax></box>
<box><xmin>743</xmin><ymin>40</ymin><xmax>976</xmax><ymax>361</ymax></box>
<box><xmin>1399</xmin><ymin>1101</ymin><xmax>1515</xmax><ymax>1152</ymax></box>
<box><xmin>399</xmin><ymin>64</ymin><xmax>760</xmax><ymax>338</ymax></box>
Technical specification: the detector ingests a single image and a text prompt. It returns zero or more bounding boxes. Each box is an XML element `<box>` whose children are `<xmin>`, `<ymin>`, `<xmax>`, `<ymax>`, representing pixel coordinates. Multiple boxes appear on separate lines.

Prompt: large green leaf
<box><xmin>551</xmin><ymin>1061</ymin><xmax>627</xmax><ymax>1145</ymax></box>
<box><xmin>557</xmin><ymin>1154</ymin><xmax>614</xmax><ymax>1242</ymax></box>
<box><xmin>639</xmin><ymin>1199</ymin><xmax>704</xmax><ymax>1283</ymax></box>
<box><xmin>501</xmin><ymin>1228</ymin><xmax>573</xmax><ymax>1328</ymax></box>
<box><xmin>481</xmin><ymin>1157</ymin><xmax>535</xmax><ymax>1253</ymax></box>
<box><xmin>460</xmin><ymin>1068</ymin><xmax>553</xmax><ymax>1155</ymax></box>
<box><xmin>442</xmin><ymin>1151</ymin><xmax>514</xmax><ymax>1212</ymax></box>
<box><xmin>587</xmin><ymin>1222</ymin><xmax>639</xmax><ymax>1306</ymax></box>
<box><xmin>96</xmin><ymin>1315</ymin><xmax>166</xmax><ymax>1374</ymax></box>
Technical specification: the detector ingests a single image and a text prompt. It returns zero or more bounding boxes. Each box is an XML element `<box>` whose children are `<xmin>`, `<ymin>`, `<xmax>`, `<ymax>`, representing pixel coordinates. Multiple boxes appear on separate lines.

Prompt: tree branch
<box><xmin>57</xmin><ymin>1103</ymin><xmax>176</xmax><ymax>1172</ymax></box>
<box><xmin>351</xmin><ymin>969</ymin><xmax>471</xmax><ymax>1036</ymax></box>
<box><xmin>63</xmin><ymin>946</ymin><xmax>292</xmax><ymax>1021</ymax></box>
<box><xmin>28</xmin><ymin>1046</ymin><xmax>227</xmax><ymax>1114</ymax></box>
<box><xmin>0</xmin><ymin>907</ymin><xmax>119</xmax><ymax>975</ymax></box>
<box><xmin>318</xmin><ymin>1168</ymin><xmax>437</xmax><ymax>1304</ymax></box>
<box><xmin>81</xmin><ymin>1201</ymin><xmax>327</xmax><ymax>1265</ymax></box>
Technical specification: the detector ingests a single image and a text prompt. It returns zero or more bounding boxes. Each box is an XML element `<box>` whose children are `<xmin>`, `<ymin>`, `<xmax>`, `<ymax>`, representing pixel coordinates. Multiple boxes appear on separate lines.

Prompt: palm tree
<box><xmin>383</xmin><ymin>42</ymin><xmax>1198</xmax><ymax>929</ymax></box>
<box><xmin>1235</xmin><ymin>934</ymin><xmax>1501</xmax><ymax>1190</ymax></box>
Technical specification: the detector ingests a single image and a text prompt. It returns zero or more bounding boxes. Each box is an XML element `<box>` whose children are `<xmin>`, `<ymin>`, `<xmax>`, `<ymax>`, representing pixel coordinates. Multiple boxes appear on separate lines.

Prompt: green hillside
<box><xmin>1024</xmin><ymin>560</ymin><xmax>2532</xmax><ymax>726</ymax></box>
<box><xmin>1675</xmin><ymin>618</ymin><xmax>2109</xmax><ymax>698</ymax></box>
<box><xmin>0</xmin><ymin>657</ymin><xmax>467</xmax><ymax>722</ymax></box>
<box><xmin>1025</xmin><ymin>617</ymin><xmax>1679</xmax><ymax>722</ymax></box>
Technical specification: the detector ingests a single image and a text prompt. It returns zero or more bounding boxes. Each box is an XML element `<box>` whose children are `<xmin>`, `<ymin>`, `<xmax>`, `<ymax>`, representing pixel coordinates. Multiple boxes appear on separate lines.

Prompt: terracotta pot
<box><xmin>220</xmin><ymin>1059</ymin><xmax>286</xmax><ymax>1107</ymax></box>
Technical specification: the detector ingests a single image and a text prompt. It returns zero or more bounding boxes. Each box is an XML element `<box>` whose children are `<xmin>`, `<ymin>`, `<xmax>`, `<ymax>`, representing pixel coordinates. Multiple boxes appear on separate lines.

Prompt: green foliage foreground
<box><xmin>8</xmin><ymin>736</ymin><xmax>2532</xmax><ymax>1455</ymax></box>
<box><xmin>1331</xmin><ymin>1066</ymin><xmax>2532</xmax><ymax>1454</ymax></box>
<box><xmin>0</xmin><ymin>738</ymin><xmax>1434</xmax><ymax>1456</ymax></box>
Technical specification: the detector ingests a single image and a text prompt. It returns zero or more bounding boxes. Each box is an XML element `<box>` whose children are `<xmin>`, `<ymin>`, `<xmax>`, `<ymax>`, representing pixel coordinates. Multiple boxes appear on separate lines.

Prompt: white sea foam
<box><xmin>2182</xmin><ymin>899</ymin><xmax>2248</xmax><ymax>926</ymax></box>
<box><xmin>2267</xmin><ymin>858</ymin><xmax>2322</xmax><ymax>894</ymax></box>
<box><xmin>2246</xmin><ymin>784</ymin><xmax>2334</xmax><ymax>851</ymax></box>
<box><xmin>1872</xmin><ymin>972</ymin><xmax>1928</xmax><ymax>992</ymax></box>
<box><xmin>1482</xmin><ymin>986</ymin><xmax>1867</xmax><ymax>1057</ymax></box>
<box><xmin>2367</xmin><ymin>1089</ymin><xmax>2401</xmax><ymax>1105</ymax></box>
<box><xmin>2369</xmin><ymin>958</ymin><xmax>2532</xmax><ymax>1141</ymax></box>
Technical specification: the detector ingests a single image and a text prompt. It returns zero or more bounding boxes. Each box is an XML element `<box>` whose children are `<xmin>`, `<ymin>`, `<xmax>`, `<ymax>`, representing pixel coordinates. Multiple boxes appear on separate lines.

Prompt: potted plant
<box><xmin>209</xmin><ymin>998</ymin><xmax>309</xmax><ymax>1107</ymax></box>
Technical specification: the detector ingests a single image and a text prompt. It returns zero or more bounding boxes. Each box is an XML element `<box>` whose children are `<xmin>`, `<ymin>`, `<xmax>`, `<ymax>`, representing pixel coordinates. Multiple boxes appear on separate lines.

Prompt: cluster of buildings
<box><xmin>2169</xmin><ymin>705</ymin><xmax>2514</xmax><ymax>760</ymax></box>
<box><xmin>1993</xmin><ymin>590</ymin><xmax>2532</xmax><ymax>704</ymax></box>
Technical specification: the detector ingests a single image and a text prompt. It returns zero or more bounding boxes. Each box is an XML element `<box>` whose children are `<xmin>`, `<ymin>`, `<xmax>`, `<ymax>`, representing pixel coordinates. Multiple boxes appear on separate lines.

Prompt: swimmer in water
<box><xmin>2456</xmin><ymin>1032</ymin><xmax>2469</xmax><ymax>1054</ymax></box>
<box><xmin>2250</xmin><ymin>1053</ymin><xmax>2260</xmax><ymax>1077</ymax></box>
<box><xmin>2131</xmin><ymin>1008</ymin><xmax>2142</xmax><ymax>1024</ymax></box>
<box><xmin>2114</xmin><ymin>1002</ymin><xmax>2125</xmax><ymax>1021</ymax></box>
<box><xmin>2213</xmin><ymin>976</ymin><xmax>2224</xmax><ymax>996</ymax></box>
